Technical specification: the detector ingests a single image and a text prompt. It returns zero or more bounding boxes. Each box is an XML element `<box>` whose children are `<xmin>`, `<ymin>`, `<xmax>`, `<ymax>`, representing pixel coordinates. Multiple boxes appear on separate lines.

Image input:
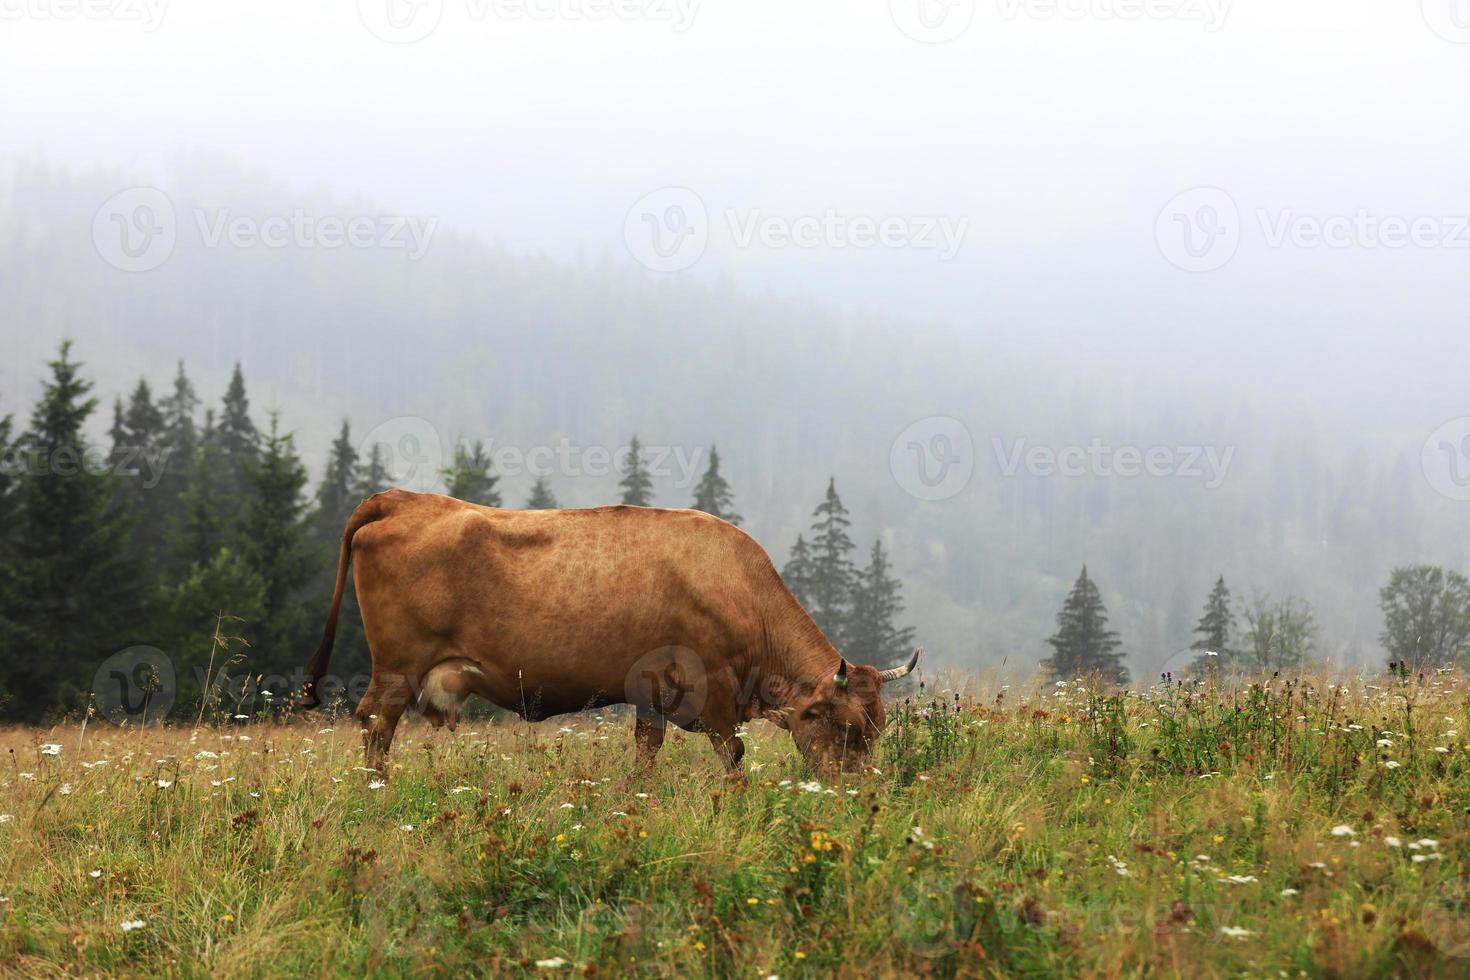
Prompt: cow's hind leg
<box><xmin>702</xmin><ymin>699</ymin><xmax>746</xmax><ymax>781</ymax></box>
<box><xmin>634</xmin><ymin>709</ymin><xmax>666</xmax><ymax>768</ymax></box>
<box><xmin>357</xmin><ymin>673</ymin><xmax>412</xmax><ymax>776</ymax></box>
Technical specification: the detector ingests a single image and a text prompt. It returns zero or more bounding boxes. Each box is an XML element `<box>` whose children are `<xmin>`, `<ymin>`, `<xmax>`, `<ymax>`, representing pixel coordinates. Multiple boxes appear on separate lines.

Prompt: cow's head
<box><xmin>769</xmin><ymin>649</ymin><xmax>920</xmax><ymax>775</ymax></box>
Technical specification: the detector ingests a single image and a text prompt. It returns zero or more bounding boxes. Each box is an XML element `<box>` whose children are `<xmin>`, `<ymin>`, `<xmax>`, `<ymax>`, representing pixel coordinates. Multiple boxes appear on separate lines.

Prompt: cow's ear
<box><xmin>762</xmin><ymin>706</ymin><xmax>793</xmax><ymax>730</ymax></box>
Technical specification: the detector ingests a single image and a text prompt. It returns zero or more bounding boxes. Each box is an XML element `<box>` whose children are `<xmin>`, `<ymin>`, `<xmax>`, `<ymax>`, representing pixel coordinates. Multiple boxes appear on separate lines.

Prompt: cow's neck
<box><xmin>752</xmin><ymin>604</ymin><xmax>843</xmax><ymax>712</ymax></box>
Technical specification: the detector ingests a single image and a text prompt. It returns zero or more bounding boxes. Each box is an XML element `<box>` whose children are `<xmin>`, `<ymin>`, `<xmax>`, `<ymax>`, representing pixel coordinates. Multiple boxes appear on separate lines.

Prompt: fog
<box><xmin>3</xmin><ymin>0</ymin><xmax>1468</xmax><ymax>677</ymax></box>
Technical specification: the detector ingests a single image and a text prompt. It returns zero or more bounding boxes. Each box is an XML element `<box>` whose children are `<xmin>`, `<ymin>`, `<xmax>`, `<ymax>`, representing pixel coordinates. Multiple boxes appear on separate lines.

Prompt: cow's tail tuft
<box><xmin>299</xmin><ymin>495</ymin><xmax>388</xmax><ymax>709</ymax></box>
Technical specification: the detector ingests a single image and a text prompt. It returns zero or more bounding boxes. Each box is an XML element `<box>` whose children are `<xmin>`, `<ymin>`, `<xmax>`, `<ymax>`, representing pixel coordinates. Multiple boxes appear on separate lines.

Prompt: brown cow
<box><xmin>300</xmin><ymin>489</ymin><xmax>918</xmax><ymax>776</ymax></box>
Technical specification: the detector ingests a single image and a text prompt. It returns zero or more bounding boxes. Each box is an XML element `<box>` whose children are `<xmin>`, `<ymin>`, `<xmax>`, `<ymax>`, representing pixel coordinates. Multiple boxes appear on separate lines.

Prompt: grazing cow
<box><xmin>300</xmin><ymin>490</ymin><xmax>918</xmax><ymax>776</ymax></box>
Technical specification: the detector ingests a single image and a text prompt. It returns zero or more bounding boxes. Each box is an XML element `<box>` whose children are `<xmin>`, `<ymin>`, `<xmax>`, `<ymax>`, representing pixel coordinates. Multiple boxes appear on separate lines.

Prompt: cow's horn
<box><xmin>878</xmin><ymin>648</ymin><xmax>921</xmax><ymax>683</ymax></box>
<box><xmin>834</xmin><ymin>659</ymin><xmax>849</xmax><ymax>689</ymax></box>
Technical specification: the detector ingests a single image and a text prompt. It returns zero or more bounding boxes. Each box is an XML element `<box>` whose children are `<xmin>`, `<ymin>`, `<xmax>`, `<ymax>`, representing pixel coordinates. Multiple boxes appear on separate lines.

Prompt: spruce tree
<box><xmin>690</xmin><ymin>445</ymin><xmax>740</xmax><ymax>525</ymax></box>
<box><xmin>356</xmin><ymin>442</ymin><xmax>391</xmax><ymax>498</ymax></box>
<box><xmin>442</xmin><ymin>440</ymin><xmax>501</xmax><ymax>506</ymax></box>
<box><xmin>156</xmin><ymin>361</ymin><xmax>200</xmax><ymax>573</ymax></box>
<box><xmin>315</xmin><ymin>421</ymin><xmax>361</xmax><ymax>543</ymax></box>
<box><xmin>847</xmin><ymin>539</ymin><xmax>916</xmax><ymax>666</ymax></box>
<box><xmin>241</xmin><ymin>413</ymin><xmax>314</xmax><ymax>673</ymax></box>
<box><xmin>1043</xmin><ymin>566</ymin><xmax>1129</xmax><ymax>685</ymax></box>
<box><xmin>782</xmin><ymin>534</ymin><xmax>816</xmax><ymax>611</ymax></box>
<box><xmin>174</xmin><ymin>410</ymin><xmax>230</xmax><ymax>571</ymax></box>
<box><xmin>111</xmin><ymin>378</ymin><xmax>169</xmax><ymax>565</ymax></box>
<box><xmin>7</xmin><ymin>342</ymin><xmax>141</xmax><ymax>717</ymax></box>
<box><xmin>619</xmin><ymin>434</ymin><xmax>654</xmax><ymax>506</ymax></box>
<box><xmin>526</xmin><ymin>475</ymin><xmax>559</xmax><ymax>509</ymax></box>
<box><xmin>1188</xmin><ymin>575</ymin><xmax>1234</xmax><ymax>675</ymax></box>
<box><xmin>807</xmin><ymin>478</ymin><xmax>856</xmax><ymax>646</ymax></box>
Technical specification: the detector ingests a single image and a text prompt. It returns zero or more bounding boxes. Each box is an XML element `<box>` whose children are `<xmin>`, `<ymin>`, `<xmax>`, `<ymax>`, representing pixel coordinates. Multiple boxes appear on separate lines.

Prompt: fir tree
<box><xmin>782</xmin><ymin>534</ymin><xmax>817</xmax><ymax>611</ymax></box>
<box><xmin>1379</xmin><ymin>565</ymin><xmax>1470</xmax><ymax>671</ymax></box>
<box><xmin>526</xmin><ymin>475</ymin><xmax>559</xmax><ymax>509</ymax></box>
<box><xmin>442</xmin><ymin>440</ymin><xmax>501</xmax><ymax>506</ymax></box>
<box><xmin>1042</xmin><ymin>566</ymin><xmax>1128</xmax><ymax>685</ymax></box>
<box><xmin>241</xmin><ymin>413</ymin><xmax>314</xmax><ymax>672</ymax></box>
<box><xmin>807</xmin><ymin>478</ymin><xmax>856</xmax><ymax>646</ymax></box>
<box><xmin>690</xmin><ymin>445</ymin><xmax>740</xmax><ymax>525</ymax></box>
<box><xmin>619</xmin><ymin>434</ymin><xmax>654</xmax><ymax>506</ymax></box>
<box><xmin>847</xmin><ymin>539</ymin><xmax>916</xmax><ymax>667</ymax></box>
<box><xmin>6</xmin><ymin>342</ymin><xmax>141</xmax><ymax>718</ymax></box>
<box><xmin>315</xmin><ymin>421</ymin><xmax>361</xmax><ymax>543</ymax></box>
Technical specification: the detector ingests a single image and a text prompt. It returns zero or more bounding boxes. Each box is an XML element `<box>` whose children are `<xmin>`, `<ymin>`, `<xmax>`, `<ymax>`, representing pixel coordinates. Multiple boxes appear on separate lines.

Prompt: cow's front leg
<box><xmin>703</xmin><ymin>701</ymin><xmax>746</xmax><ymax>783</ymax></box>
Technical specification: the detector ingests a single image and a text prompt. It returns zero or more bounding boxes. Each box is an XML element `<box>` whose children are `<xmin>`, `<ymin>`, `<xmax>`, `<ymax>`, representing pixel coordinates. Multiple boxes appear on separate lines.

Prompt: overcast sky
<box><xmin>3</xmin><ymin>0</ymin><xmax>1468</xmax><ymax>429</ymax></box>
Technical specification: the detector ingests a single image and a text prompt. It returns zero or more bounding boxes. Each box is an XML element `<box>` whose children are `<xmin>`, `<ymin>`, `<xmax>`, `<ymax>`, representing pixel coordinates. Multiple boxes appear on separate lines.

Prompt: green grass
<box><xmin>0</xmin><ymin>670</ymin><xmax>1467</xmax><ymax>977</ymax></box>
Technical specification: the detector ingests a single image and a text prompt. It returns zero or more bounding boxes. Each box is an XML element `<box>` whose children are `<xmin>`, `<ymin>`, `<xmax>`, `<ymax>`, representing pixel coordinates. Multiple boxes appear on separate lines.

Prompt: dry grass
<box><xmin>0</xmin><ymin>670</ymin><xmax>1466</xmax><ymax>977</ymax></box>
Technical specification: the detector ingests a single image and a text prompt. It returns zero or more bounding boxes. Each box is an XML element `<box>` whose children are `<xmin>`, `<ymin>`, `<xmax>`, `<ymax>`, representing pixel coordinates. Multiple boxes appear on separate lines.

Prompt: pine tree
<box><xmin>619</xmin><ymin>434</ymin><xmax>654</xmax><ymax>506</ymax></box>
<box><xmin>241</xmin><ymin>413</ymin><xmax>315</xmax><ymax>673</ymax></box>
<box><xmin>6</xmin><ymin>342</ymin><xmax>142</xmax><ymax>718</ymax></box>
<box><xmin>526</xmin><ymin>475</ymin><xmax>559</xmax><ymax>509</ymax></box>
<box><xmin>690</xmin><ymin>445</ymin><xmax>740</xmax><ymax>525</ymax></box>
<box><xmin>1379</xmin><ymin>565</ymin><xmax>1470</xmax><ymax>671</ymax></box>
<box><xmin>807</xmin><ymin>478</ymin><xmax>857</xmax><ymax>646</ymax></box>
<box><xmin>782</xmin><ymin>534</ymin><xmax>817</xmax><ymax>611</ymax></box>
<box><xmin>1042</xmin><ymin>566</ymin><xmax>1129</xmax><ymax>685</ymax></box>
<box><xmin>315</xmin><ymin>421</ymin><xmax>361</xmax><ymax>543</ymax></box>
<box><xmin>847</xmin><ymin>539</ymin><xmax>916</xmax><ymax>666</ymax></box>
<box><xmin>442</xmin><ymin>440</ymin><xmax>501</xmax><ymax>506</ymax></box>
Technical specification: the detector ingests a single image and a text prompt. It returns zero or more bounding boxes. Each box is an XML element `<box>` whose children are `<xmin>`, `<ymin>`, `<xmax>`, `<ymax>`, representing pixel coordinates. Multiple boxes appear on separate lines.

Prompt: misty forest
<box><xmin>2</xmin><ymin>162</ymin><xmax>1468</xmax><ymax>722</ymax></box>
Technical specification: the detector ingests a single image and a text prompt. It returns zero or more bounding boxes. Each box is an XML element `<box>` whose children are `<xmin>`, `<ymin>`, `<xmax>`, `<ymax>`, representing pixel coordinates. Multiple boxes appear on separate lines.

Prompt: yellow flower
<box><xmin>1213</xmin><ymin>834</ymin><xmax>1225</xmax><ymax>844</ymax></box>
<box><xmin>746</xmin><ymin>898</ymin><xmax>759</xmax><ymax>905</ymax></box>
<box><xmin>694</xmin><ymin>941</ymin><xmax>706</xmax><ymax>951</ymax></box>
<box><xmin>1080</xmin><ymin>776</ymin><xmax>1090</xmax><ymax>784</ymax></box>
<box><xmin>795</xmin><ymin>952</ymin><xmax>806</xmax><ymax>961</ymax></box>
<box><xmin>220</xmin><ymin>914</ymin><xmax>235</xmax><ymax>923</ymax></box>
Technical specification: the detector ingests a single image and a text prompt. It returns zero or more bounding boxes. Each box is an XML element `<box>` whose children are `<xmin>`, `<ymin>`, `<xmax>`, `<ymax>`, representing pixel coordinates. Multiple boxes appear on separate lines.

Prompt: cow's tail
<box><xmin>299</xmin><ymin>495</ymin><xmax>388</xmax><ymax>709</ymax></box>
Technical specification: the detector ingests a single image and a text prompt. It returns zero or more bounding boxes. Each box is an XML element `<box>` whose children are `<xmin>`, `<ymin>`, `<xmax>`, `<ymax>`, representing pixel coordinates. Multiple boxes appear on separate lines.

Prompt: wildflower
<box><xmin>368</xmin><ymin>780</ymin><xmax>387</xmax><ymax>790</ymax></box>
<box><xmin>1330</xmin><ymin>825</ymin><xmax>1355</xmax><ymax>838</ymax></box>
<box><xmin>40</xmin><ymin>744</ymin><xmax>61</xmax><ymax>756</ymax></box>
<box><xmin>120</xmin><ymin>919</ymin><xmax>147</xmax><ymax>933</ymax></box>
<box><xmin>89</xmin><ymin>869</ymin><xmax>102</xmax><ymax>878</ymax></box>
<box><xmin>0</xmin><ymin>815</ymin><xmax>12</xmax><ymax>824</ymax></box>
<box><xmin>534</xmin><ymin>957</ymin><xmax>569</xmax><ymax>968</ymax></box>
<box><xmin>1219</xmin><ymin>926</ymin><xmax>1253</xmax><ymax>939</ymax></box>
<box><xmin>157</xmin><ymin>779</ymin><xmax>173</xmax><ymax>788</ymax></box>
<box><xmin>1385</xmin><ymin>837</ymin><xmax>1402</xmax><ymax>848</ymax></box>
<box><xmin>1221</xmin><ymin>875</ymin><xmax>1258</xmax><ymax>884</ymax></box>
<box><xmin>1280</xmin><ymin>888</ymin><xmax>1300</xmax><ymax>897</ymax></box>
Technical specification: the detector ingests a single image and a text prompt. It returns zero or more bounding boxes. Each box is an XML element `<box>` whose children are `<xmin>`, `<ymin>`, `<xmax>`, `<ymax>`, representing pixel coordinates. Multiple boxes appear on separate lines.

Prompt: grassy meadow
<box><xmin>0</xmin><ymin>670</ymin><xmax>1467</xmax><ymax>978</ymax></box>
